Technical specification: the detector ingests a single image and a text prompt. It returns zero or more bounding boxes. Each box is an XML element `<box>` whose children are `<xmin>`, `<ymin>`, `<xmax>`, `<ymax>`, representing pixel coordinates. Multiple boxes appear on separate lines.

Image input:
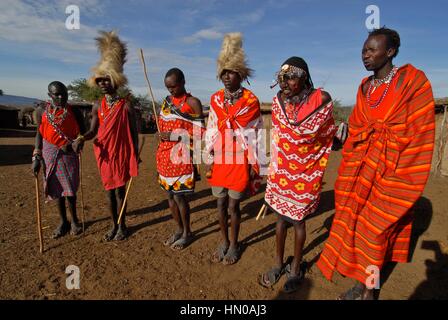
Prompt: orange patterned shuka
<box><xmin>317</xmin><ymin>64</ymin><xmax>436</xmax><ymax>284</ymax></box>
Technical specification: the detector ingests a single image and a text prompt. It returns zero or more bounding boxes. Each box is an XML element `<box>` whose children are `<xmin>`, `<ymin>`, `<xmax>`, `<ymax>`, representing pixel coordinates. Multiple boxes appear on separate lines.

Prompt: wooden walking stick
<box><xmin>139</xmin><ymin>48</ymin><xmax>160</xmax><ymax>133</ymax></box>
<box><xmin>79</xmin><ymin>153</ymin><xmax>86</xmax><ymax>233</ymax></box>
<box><xmin>256</xmin><ymin>203</ymin><xmax>267</xmax><ymax>221</ymax></box>
<box><xmin>117</xmin><ymin>136</ymin><xmax>146</xmax><ymax>225</ymax></box>
<box><xmin>34</xmin><ymin>176</ymin><xmax>44</xmax><ymax>254</ymax></box>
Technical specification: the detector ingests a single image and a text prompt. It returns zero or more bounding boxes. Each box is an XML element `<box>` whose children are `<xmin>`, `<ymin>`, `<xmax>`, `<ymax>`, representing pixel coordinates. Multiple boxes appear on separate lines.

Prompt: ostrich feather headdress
<box><xmin>217</xmin><ymin>32</ymin><xmax>253</xmax><ymax>81</ymax></box>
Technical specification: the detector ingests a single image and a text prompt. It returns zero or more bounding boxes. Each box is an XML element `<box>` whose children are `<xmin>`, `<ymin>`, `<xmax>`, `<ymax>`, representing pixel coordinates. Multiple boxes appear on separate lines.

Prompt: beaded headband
<box><xmin>271</xmin><ymin>64</ymin><xmax>307</xmax><ymax>89</ymax></box>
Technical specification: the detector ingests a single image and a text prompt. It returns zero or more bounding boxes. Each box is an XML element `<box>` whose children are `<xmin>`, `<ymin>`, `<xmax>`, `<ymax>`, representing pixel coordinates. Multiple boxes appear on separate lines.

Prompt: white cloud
<box><xmin>0</xmin><ymin>0</ymin><xmax>103</xmax><ymax>54</ymax></box>
<box><xmin>182</xmin><ymin>28</ymin><xmax>224</xmax><ymax>44</ymax></box>
<box><xmin>182</xmin><ymin>6</ymin><xmax>266</xmax><ymax>44</ymax></box>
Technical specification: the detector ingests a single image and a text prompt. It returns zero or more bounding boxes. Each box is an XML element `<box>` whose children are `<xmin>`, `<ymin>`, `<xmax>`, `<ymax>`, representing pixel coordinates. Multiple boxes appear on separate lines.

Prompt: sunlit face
<box><xmin>164</xmin><ymin>74</ymin><xmax>185</xmax><ymax>98</ymax></box>
<box><xmin>280</xmin><ymin>74</ymin><xmax>306</xmax><ymax>98</ymax></box>
<box><xmin>221</xmin><ymin>70</ymin><xmax>242</xmax><ymax>92</ymax></box>
<box><xmin>362</xmin><ymin>34</ymin><xmax>395</xmax><ymax>71</ymax></box>
<box><xmin>48</xmin><ymin>85</ymin><xmax>68</xmax><ymax>107</ymax></box>
<box><xmin>96</xmin><ymin>76</ymin><xmax>115</xmax><ymax>94</ymax></box>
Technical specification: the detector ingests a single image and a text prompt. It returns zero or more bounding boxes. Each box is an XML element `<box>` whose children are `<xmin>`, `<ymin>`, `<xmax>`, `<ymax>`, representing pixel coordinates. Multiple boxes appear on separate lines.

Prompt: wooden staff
<box><xmin>34</xmin><ymin>176</ymin><xmax>44</xmax><ymax>254</ymax></box>
<box><xmin>117</xmin><ymin>136</ymin><xmax>146</xmax><ymax>225</ymax></box>
<box><xmin>139</xmin><ymin>48</ymin><xmax>160</xmax><ymax>133</ymax></box>
<box><xmin>256</xmin><ymin>203</ymin><xmax>267</xmax><ymax>221</ymax></box>
<box><xmin>79</xmin><ymin>153</ymin><xmax>86</xmax><ymax>233</ymax></box>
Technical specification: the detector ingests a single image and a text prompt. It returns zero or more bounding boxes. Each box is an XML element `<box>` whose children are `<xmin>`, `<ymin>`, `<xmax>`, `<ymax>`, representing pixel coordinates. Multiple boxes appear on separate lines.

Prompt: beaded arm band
<box><xmin>32</xmin><ymin>149</ymin><xmax>42</xmax><ymax>162</ymax></box>
<box><xmin>75</xmin><ymin>134</ymin><xmax>85</xmax><ymax>142</ymax></box>
<box><xmin>32</xmin><ymin>154</ymin><xmax>42</xmax><ymax>162</ymax></box>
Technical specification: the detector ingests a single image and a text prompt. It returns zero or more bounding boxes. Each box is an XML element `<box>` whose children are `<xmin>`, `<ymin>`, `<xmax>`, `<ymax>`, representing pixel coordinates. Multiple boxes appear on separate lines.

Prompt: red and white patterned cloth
<box><xmin>156</xmin><ymin>95</ymin><xmax>204</xmax><ymax>193</ymax></box>
<box><xmin>265</xmin><ymin>89</ymin><xmax>336</xmax><ymax>221</ymax></box>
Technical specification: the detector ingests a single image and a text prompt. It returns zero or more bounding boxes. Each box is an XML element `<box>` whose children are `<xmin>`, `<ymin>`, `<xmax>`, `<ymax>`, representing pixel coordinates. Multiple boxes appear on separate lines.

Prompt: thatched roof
<box><xmin>0</xmin><ymin>104</ymin><xmax>19</xmax><ymax>111</ymax></box>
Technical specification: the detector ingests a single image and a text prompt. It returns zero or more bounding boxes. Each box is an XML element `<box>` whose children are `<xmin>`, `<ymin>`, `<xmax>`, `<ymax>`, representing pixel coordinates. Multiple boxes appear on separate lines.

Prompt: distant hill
<box><xmin>0</xmin><ymin>94</ymin><xmax>42</xmax><ymax>111</ymax></box>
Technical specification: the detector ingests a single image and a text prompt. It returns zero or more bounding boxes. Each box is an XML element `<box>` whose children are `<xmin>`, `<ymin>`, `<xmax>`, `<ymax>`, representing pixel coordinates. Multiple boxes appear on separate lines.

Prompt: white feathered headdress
<box><xmin>88</xmin><ymin>30</ymin><xmax>128</xmax><ymax>89</ymax></box>
<box><xmin>217</xmin><ymin>32</ymin><xmax>253</xmax><ymax>81</ymax></box>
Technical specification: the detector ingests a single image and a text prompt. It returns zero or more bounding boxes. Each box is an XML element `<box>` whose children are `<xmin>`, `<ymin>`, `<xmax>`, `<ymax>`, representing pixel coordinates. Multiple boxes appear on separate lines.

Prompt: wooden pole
<box><xmin>117</xmin><ymin>136</ymin><xmax>146</xmax><ymax>225</ymax></box>
<box><xmin>139</xmin><ymin>48</ymin><xmax>160</xmax><ymax>133</ymax></box>
<box><xmin>35</xmin><ymin>177</ymin><xmax>44</xmax><ymax>254</ymax></box>
<box><xmin>79</xmin><ymin>153</ymin><xmax>86</xmax><ymax>233</ymax></box>
<box><xmin>256</xmin><ymin>204</ymin><xmax>267</xmax><ymax>221</ymax></box>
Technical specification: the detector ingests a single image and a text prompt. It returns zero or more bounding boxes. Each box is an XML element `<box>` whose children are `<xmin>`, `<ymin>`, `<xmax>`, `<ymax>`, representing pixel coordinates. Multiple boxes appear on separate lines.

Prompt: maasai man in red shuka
<box><xmin>157</xmin><ymin>68</ymin><xmax>204</xmax><ymax>251</ymax></box>
<box><xmin>317</xmin><ymin>28</ymin><xmax>435</xmax><ymax>300</ymax></box>
<box><xmin>259</xmin><ymin>57</ymin><xmax>336</xmax><ymax>293</ymax></box>
<box><xmin>205</xmin><ymin>33</ymin><xmax>265</xmax><ymax>265</ymax></box>
<box><xmin>32</xmin><ymin>81</ymin><xmax>86</xmax><ymax>238</ymax></box>
<box><xmin>73</xmin><ymin>31</ymin><xmax>139</xmax><ymax>241</ymax></box>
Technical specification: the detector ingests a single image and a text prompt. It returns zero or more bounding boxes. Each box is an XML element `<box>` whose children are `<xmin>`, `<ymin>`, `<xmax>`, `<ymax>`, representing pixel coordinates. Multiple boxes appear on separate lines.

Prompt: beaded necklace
<box><xmin>171</xmin><ymin>93</ymin><xmax>188</xmax><ymax>110</ymax></box>
<box><xmin>367</xmin><ymin>66</ymin><xmax>398</xmax><ymax>109</ymax></box>
<box><xmin>45</xmin><ymin>102</ymin><xmax>72</xmax><ymax>143</ymax></box>
<box><xmin>101</xmin><ymin>95</ymin><xmax>121</xmax><ymax>122</ymax></box>
<box><xmin>284</xmin><ymin>87</ymin><xmax>313</xmax><ymax>124</ymax></box>
<box><xmin>224</xmin><ymin>87</ymin><xmax>243</xmax><ymax>106</ymax></box>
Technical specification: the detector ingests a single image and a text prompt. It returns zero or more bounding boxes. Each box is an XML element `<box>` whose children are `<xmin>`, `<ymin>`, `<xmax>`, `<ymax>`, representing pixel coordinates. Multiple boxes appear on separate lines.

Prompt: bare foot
<box><xmin>171</xmin><ymin>234</ymin><xmax>193</xmax><ymax>251</ymax></box>
<box><xmin>104</xmin><ymin>226</ymin><xmax>117</xmax><ymax>242</ymax></box>
<box><xmin>211</xmin><ymin>242</ymin><xmax>229</xmax><ymax>263</ymax></box>
<box><xmin>52</xmin><ymin>221</ymin><xmax>70</xmax><ymax>239</ymax></box>
<box><xmin>113</xmin><ymin>226</ymin><xmax>128</xmax><ymax>241</ymax></box>
<box><xmin>70</xmin><ymin>221</ymin><xmax>83</xmax><ymax>236</ymax></box>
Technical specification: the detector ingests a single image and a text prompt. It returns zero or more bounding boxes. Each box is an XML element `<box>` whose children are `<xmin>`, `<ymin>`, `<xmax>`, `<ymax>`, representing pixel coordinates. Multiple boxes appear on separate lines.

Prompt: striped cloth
<box><xmin>42</xmin><ymin>139</ymin><xmax>79</xmax><ymax>200</ymax></box>
<box><xmin>317</xmin><ymin>64</ymin><xmax>435</xmax><ymax>284</ymax></box>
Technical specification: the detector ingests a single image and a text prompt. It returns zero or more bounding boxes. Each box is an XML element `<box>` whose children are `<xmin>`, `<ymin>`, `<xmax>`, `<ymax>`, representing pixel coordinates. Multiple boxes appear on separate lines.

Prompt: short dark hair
<box><xmin>368</xmin><ymin>27</ymin><xmax>401</xmax><ymax>58</ymax></box>
<box><xmin>48</xmin><ymin>81</ymin><xmax>67</xmax><ymax>92</ymax></box>
<box><xmin>165</xmin><ymin>68</ymin><xmax>185</xmax><ymax>83</ymax></box>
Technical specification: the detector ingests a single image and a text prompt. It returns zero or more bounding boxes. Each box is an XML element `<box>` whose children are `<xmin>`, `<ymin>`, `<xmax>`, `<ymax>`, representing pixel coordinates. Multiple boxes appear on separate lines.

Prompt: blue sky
<box><xmin>0</xmin><ymin>0</ymin><xmax>447</xmax><ymax>105</ymax></box>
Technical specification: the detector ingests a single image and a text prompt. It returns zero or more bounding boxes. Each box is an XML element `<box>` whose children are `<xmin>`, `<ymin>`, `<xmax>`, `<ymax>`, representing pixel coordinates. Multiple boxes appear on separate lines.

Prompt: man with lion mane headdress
<box><xmin>73</xmin><ymin>31</ymin><xmax>139</xmax><ymax>241</ymax></box>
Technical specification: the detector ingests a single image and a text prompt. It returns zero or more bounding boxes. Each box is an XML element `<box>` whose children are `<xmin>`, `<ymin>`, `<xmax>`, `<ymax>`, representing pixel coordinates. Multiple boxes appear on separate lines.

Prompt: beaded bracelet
<box><xmin>75</xmin><ymin>134</ymin><xmax>85</xmax><ymax>142</ymax></box>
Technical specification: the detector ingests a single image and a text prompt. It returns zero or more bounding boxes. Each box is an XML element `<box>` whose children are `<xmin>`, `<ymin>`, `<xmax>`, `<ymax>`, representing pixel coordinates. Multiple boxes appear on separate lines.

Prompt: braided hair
<box><xmin>281</xmin><ymin>56</ymin><xmax>314</xmax><ymax>89</ymax></box>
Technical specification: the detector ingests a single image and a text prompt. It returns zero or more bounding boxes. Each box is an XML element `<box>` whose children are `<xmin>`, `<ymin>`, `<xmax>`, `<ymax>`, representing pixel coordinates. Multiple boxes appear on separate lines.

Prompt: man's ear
<box><xmin>387</xmin><ymin>47</ymin><xmax>396</xmax><ymax>59</ymax></box>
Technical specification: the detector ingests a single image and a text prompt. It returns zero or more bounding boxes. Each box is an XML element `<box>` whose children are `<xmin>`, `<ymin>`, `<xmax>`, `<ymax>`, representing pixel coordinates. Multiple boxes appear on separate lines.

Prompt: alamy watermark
<box><xmin>65</xmin><ymin>265</ymin><xmax>80</xmax><ymax>290</ymax></box>
<box><xmin>365</xmin><ymin>5</ymin><xmax>380</xmax><ymax>30</ymax></box>
<box><xmin>65</xmin><ymin>5</ymin><xmax>80</xmax><ymax>30</ymax></box>
<box><xmin>365</xmin><ymin>265</ymin><xmax>381</xmax><ymax>289</ymax></box>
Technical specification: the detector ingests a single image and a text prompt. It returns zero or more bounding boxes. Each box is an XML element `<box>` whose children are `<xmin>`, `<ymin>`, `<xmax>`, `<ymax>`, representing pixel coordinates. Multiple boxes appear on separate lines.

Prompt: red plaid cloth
<box><xmin>42</xmin><ymin>139</ymin><xmax>79</xmax><ymax>200</ymax></box>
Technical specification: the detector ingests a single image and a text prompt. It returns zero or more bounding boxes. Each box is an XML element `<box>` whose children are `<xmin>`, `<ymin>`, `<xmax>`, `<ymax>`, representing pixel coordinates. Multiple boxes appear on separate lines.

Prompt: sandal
<box><xmin>211</xmin><ymin>243</ymin><xmax>229</xmax><ymax>263</ymax></box>
<box><xmin>283</xmin><ymin>264</ymin><xmax>305</xmax><ymax>293</ymax></box>
<box><xmin>337</xmin><ymin>285</ymin><xmax>364</xmax><ymax>300</ymax></box>
<box><xmin>259</xmin><ymin>266</ymin><xmax>284</xmax><ymax>288</ymax></box>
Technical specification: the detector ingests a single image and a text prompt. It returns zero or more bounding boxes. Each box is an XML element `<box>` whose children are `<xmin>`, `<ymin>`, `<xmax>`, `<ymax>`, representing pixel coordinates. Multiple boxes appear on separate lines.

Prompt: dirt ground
<box><xmin>0</xmin><ymin>127</ymin><xmax>447</xmax><ymax>300</ymax></box>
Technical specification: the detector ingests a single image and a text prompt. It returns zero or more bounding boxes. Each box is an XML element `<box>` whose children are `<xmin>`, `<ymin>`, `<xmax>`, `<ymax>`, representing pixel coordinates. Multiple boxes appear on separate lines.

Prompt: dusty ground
<box><xmin>0</xmin><ymin>127</ymin><xmax>447</xmax><ymax>300</ymax></box>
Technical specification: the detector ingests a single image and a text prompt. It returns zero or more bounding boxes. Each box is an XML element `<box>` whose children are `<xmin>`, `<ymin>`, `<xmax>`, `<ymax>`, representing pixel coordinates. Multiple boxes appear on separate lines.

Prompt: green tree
<box><xmin>333</xmin><ymin>99</ymin><xmax>342</xmax><ymax>108</ymax></box>
<box><xmin>67</xmin><ymin>78</ymin><xmax>160</xmax><ymax>113</ymax></box>
<box><xmin>332</xmin><ymin>99</ymin><xmax>353</xmax><ymax>124</ymax></box>
<box><xmin>0</xmin><ymin>89</ymin><xmax>3</xmax><ymax>96</ymax></box>
<box><xmin>67</xmin><ymin>78</ymin><xmax>102</xmax><ymax>102</ymax></box>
